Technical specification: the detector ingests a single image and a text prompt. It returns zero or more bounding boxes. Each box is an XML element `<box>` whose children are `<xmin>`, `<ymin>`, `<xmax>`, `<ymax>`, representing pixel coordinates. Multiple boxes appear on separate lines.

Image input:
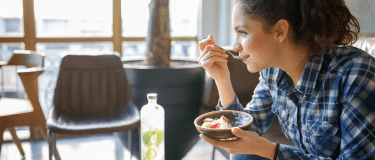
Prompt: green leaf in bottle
<box><xmin>156</xmin><ymin>129</ymin><xmax>163</xmax><ymax>146</ymax></box>
<box><xmin>146</xmin><ymin>148</ymin><xmax>157</xmax><ymax>160</ymax></box>
<box><xmin>143</xmin><ymin>132</ymin><xmax>152</xmax><ymax>147</ymax></box>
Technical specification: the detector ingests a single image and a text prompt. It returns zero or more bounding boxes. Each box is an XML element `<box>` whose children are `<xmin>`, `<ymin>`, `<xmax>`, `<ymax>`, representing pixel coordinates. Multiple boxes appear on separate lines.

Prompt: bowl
<box><xmin>194</xmin><ymin>110</ymin><xmax>253</xmax><ymax>139</ymax></box>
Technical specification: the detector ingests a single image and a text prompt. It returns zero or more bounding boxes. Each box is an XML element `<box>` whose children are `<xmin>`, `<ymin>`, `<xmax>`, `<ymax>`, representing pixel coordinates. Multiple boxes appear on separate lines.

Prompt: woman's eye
<box><xmin>239</xmin><ymin>31</ymin><xmax>247</xmax><ymax>36</ymax></box>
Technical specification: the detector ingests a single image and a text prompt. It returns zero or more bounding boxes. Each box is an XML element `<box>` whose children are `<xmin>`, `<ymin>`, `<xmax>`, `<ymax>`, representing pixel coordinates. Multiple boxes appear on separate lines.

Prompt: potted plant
<box><xmin>118</xmin><ymin>0</ymin><xmax>205</xmax><ymax>159</ymax></box>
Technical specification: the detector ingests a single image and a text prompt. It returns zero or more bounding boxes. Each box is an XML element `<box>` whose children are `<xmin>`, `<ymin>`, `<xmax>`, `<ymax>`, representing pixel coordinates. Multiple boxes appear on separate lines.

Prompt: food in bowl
<box><xmin>194</xmin><ymin>110</ymin><xmax>253</xmax><ymax>139</ymax></box>
<box><xmin>201</xmin><ymin>116</ymin><xmax>232</xmax><ymax>129</ymax></box>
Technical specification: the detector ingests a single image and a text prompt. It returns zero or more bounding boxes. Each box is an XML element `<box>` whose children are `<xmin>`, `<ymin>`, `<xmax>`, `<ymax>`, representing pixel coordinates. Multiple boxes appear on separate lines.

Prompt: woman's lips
<box><xmin>241</xmin><ymin>55</ymin><xmax>249</xmax><ymax>62</ymax></box>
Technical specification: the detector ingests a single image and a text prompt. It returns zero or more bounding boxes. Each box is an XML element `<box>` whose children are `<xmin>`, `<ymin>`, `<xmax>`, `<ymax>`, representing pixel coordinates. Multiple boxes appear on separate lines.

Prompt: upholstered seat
<box><xmin>47</xmin><ymin>102</ymin><xmax>139</xmax><ymax>134</ymax></box>
<box><xmin>47</xmin><ymin>53</ymin><xmax>140</xmax><ymax>160</ymax></box>
<box><xmin>352</xmin><ymin>37</ymin><xmax>375</xmax><ymax>55</ymax></box>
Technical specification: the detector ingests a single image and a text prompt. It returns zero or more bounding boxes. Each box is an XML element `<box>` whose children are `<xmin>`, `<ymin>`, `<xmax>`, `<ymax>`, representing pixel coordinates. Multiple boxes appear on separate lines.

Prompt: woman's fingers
<box><xmin>200</xmin><ymin>134</ymin><xmax>222</xmax><ymax>147</ymax></box>
<box><xmin>198</xmin><ymin>35</ymin><xmax>215</xmax><ymax>52</ymax></box>
<box><xmin>200</xmin><ymin>134</ymin><xmax>238</xmax><ymax>149</ymax></box>
<box><xmin>200</xmin><ymin>56</ymin><xmax>228</xmax><ymax>69</ymax></box>
<box><xmin>199</xmin><ymin>50</ymin><xmax>228</xmax><ymax>68</ymax></box>
<box><xmin>199</xmin><ymin>51</ymin><xmax>228</xmax><ymax>64</ymax></box>
<box><xmin>198</xmin><ymin>44</ymin><xmax>227</xmax><ymax>62</ymax></box>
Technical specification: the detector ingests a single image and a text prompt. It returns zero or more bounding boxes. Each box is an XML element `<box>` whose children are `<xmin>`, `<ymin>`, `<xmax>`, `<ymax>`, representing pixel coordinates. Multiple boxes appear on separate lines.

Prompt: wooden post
<box><xmin>113</xmin><ymin>0</ymin><xmax>122</xmax><ymax>54</ymax></box>
<box><xmin>23</xmin><ymin>0</ymin><xmax>36</xmax><ymax>51</ymax></box>
<box><xmin>145</xmin><ymin>0</ymin><xmax>171</xmax><ymax>66</ymax></box>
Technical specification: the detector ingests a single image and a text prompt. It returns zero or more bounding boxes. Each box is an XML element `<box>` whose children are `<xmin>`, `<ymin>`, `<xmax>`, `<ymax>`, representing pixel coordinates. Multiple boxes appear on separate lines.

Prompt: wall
<box><xmin>345</xmin><ymin>0</ymin><xmax>375</xmax><ymax>34</ymax></box>
<box><xmin>198</xmin><ymin>0</ymin><xmax>235</xmax><ymax>47</ymax></box>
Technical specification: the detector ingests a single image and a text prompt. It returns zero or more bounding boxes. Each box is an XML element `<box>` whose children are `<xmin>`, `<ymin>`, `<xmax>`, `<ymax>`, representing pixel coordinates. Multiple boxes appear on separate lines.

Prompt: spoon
<box><xmin>203</xmin><ymin>38</ymin><xmax>243</xmax><ymax>59</ymax></box>
<box><xmin>214</xmin><ymin>45</ymin><xmax>243</xmax><ymax>60</ymax></box>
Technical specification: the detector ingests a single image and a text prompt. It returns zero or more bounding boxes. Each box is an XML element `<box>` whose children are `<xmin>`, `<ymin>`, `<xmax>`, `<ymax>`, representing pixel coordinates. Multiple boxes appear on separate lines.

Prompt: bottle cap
<box><xmin>147</xmin><ymin>93</ymin><xmax>157</xmax><ymax>100</ymax></box>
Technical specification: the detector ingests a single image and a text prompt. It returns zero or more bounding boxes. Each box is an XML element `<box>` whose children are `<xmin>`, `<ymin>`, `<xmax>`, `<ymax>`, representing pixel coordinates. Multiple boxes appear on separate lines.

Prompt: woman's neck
<box><xmin>277</xmin><ymin>43</ymin><xmax>311</xmax><ymax>87</ymax></box>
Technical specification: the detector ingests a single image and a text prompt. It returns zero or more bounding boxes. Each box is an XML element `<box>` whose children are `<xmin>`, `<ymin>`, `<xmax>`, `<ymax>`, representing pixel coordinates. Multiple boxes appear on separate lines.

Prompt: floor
<box><xmin>1</xmin><ymin>105</ymin><xmax>293</xmax><ymax>160</ymax></box>
<box><xmin>0</xmin><ymin>133</ymin><xmax>228</xmax><ymax>160</ymax></box>
<box><xmin>0</xmin><ymin>118</ymin><xmax>292</xmax><ymax>160</ymax></box>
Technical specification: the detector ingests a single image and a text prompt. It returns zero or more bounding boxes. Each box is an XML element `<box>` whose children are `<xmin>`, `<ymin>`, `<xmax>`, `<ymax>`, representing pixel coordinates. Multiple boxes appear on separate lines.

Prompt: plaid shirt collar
<box><xmin>275</xmin><ymin>52</ymin><xmax>325</xmax><ymax>95</ymax></box>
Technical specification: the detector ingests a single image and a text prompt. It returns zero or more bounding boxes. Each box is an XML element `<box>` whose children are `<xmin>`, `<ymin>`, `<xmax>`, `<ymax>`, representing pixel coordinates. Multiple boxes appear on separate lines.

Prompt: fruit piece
<box><xmin>210</xmin><ymin>123</ymin><xmax>219</xmax><ymax>128</ymax></box>
<box><xmin>204</xmin><ymin>118</ymin><xmax>214</xmax><ymax>123</ymax></box>
<box><xmin>202</xmin><ymin>122</ymin><xmax>212</xmax><ymax>128</ymax></box>
<box><xmin>221</xmin><ymin>116</ymin><xmax>226</xmax><ymax>121</ymax></box>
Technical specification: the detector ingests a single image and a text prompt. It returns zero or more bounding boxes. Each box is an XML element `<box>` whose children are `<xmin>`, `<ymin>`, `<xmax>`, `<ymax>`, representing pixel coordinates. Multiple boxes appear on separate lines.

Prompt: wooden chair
<box><xmin>47</xmin><ymin>53</ymin><xmax>140</xmax><ymax>160</ymax></box>
<box><xmin>0</xmin><ymin>50</ymin><xmax>53</xmax><ymax>158</ymax></box>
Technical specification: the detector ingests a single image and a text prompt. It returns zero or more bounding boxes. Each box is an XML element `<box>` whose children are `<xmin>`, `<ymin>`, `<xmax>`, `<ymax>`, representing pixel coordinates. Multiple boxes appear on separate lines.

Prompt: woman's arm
<box><xmin>198</xmin><ymin>35</ymin><xmax>235</xmax><ymax>107</ymax></box>
<box><xmin>277</xmin><ymin>53</ymin><xmax>375</xmax><ymax>160</ymax></box>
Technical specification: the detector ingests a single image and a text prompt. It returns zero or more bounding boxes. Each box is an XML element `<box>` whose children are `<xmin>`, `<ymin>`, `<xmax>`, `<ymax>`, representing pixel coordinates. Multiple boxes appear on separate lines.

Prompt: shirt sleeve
<box><xmin>216</xmin><ymin>71</ymin><xmax>276</xmax><ymax>135</ymax></box>
<box><xmin>337</xmin><ymin>57</ymin><xmax>375</xmax><ymax>159</ymax></box>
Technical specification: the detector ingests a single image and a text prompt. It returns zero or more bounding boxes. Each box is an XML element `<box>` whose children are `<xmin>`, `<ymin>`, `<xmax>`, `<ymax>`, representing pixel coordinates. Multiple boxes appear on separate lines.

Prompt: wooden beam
<box><xmin>113</xmin><ymin>0</ymin><xmax>122</xmax><ymax>54</ymax></box>
<box><xmin>36</xmin><ymin>37</ymin><xmax>113</xmax><ymax>43</ymax></box>
<box><xmin>171</xmin><ymin>37</ymin><xmax>197</xmax><ymax>41</ymax></box>
<box><xmin>33</xmin><ymin>37</ymin><xmax>197</xmax><ymax>43</ymax></box>
<box><xmin>0</xmin><ymin>37</ymin><xmax>24</xmax><ymax>43</ymax></box>
<box><xmin>23</xmin><ymin>0</ymin><xmax>36</xmax><ymax>51</ymax></box>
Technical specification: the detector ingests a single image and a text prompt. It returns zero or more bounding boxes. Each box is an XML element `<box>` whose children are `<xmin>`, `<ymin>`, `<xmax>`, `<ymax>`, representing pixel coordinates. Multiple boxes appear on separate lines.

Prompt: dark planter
<box><xmin>118</xmin><ymin>58</ymin><xmax>205</xmax><ymax>160</ymax></box>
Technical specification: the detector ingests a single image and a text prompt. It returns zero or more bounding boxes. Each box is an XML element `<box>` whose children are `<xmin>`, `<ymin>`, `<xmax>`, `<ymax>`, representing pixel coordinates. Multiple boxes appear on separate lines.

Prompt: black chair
<box><xmin>46</xmin><ymin>53</ymin><xmax>140</xmax><ymax>160</ymax></box>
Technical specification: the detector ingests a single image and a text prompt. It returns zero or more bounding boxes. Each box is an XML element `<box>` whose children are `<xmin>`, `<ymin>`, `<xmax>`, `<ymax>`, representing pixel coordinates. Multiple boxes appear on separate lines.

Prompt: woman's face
<box><xmin>232</xmin><ymin>2</ymin><xmax>281</xmax><ymax>73</ymax></box>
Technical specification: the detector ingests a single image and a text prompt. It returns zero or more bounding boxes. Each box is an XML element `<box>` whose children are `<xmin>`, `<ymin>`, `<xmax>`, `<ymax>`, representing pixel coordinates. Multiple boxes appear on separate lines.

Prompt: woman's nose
<box><xmin>232</xmin><ymin>43</ymin><xmax>242</xmax><ymax>52</ymax></box>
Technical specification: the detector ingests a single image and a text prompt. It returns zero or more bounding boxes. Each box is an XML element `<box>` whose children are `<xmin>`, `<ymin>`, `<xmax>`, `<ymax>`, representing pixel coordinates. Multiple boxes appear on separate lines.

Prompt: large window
<box><xmin>0</xmin><ymin>0</ymin><xmax>199</xmax><ymax>95</ymax></box>
<box><xmin>1</xmin><ymin>0</ymin><xmax>199</xmax><ymax>56</ymax></box>
<box><xmin>0</xmin><ymin>0</ymin><xmax>199</xmax><ymax>140</ymax></box>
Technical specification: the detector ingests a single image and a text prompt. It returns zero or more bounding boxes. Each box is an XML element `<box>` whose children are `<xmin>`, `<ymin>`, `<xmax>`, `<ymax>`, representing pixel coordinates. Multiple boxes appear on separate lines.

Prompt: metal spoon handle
<box><xmin>213</xmin><ymin>45</ymin><xmax>243</xmax><ymax>60</ymax></box>
<box><xmin>202</xmin><ymin>38</ymin><xmax>242</xmax><ymax>59</ymax></box>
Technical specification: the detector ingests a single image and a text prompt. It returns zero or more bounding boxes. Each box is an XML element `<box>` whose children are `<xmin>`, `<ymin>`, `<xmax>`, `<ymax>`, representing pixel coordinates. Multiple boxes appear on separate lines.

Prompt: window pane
<box><xmin>34</xmin><ymin>0</ymin><xmax>113</xmax><ymax>37</ymax></box>
<box><xmin>171</xmin><ymin>41</ymin><xmax>198</xmax><ymax>59</ymax></box>
<box><xmin>122</xmin><ymin>41</ymin><xmax>198</xmax><ymax>59</ymax></box>
<box><xmin>169</xmin><ymin>0</ymin><xmax>199</xmax><ymax>37</ymax></box>
<box><xmin>0</xmin><ymin>0</ymin><xmax>24</xmax><ymax>37</ymax></box>
<box><xmin>36</xmin><ymin>42</ymin><xmax>112</xmax><ymax>111</ymax></box>
<box><xmin>121</xmin><ymin>0</ymin><xmax>150</xmax><ymax>37</ymax></box>
<box><xmin>0</xmin><ymin>43</ymin><xmax>24</xmax><ymax>61</ymax></box>
<box><xmin>121</xmin><ymin>0</ymin><xmax>199</xmax><ymax>37</ymax></box>
<box><xmin>122</xmin><ymin>41</ymin><xmax>146</xmax><ymax>58</ymax></box>
<box><xmin>0</xmin><ymin>43</ymin><xmax>25</xmax><ymax>98</ymax></box>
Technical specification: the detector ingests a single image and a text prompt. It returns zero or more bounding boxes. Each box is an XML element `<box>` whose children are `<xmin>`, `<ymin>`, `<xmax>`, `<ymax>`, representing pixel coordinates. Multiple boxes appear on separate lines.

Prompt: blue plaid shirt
<box><xmin>217</xmin><ymin>46</ymin><xmax>375</xmax><ymax>159</ymax></box>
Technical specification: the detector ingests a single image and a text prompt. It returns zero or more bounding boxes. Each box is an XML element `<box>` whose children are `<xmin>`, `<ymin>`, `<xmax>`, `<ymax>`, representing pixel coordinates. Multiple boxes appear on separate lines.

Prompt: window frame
<box><xmin>0</xmin><ymin>0</ymin><xmax>197</xmax><ymax>54</ymax></box>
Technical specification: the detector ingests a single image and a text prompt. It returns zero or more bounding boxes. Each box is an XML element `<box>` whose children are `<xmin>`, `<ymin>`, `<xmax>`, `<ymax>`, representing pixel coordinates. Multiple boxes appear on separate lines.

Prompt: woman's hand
<box><xmin>200</xmin><ymin>127</ymin><xmax>277</xmax><ymax>159</ymax></box>
<box><xmin>198</xmin><ymin>35</ymin><xmax>230</xmax><ymax>82</ymax></box>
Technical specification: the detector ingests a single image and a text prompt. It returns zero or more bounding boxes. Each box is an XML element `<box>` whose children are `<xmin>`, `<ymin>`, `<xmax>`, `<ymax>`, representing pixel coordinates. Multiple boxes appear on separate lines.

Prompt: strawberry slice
<box><xmin>221</xmin><ymin>116</ymin><xmax>226</xmax><ymax>121</ymax></box>
<box><xmin>210</xmin><ymin>123</ymin><xmax>219</xmax><ymax>128</ymax></box>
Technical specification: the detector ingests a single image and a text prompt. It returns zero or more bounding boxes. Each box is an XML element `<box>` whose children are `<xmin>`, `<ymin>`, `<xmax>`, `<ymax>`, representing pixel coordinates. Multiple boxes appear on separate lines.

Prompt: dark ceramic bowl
<box><xmin>194</xmin><ymin>110</ymin><xmax>253</xmax><ymax>139</ymax></box>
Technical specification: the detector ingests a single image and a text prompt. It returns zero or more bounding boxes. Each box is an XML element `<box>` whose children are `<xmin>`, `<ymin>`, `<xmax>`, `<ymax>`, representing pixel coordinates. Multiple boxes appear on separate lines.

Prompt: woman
<box><xmin>198</xmin><ymin>0</ymin><xmax>375</xmax><ymax>159</ymax></box>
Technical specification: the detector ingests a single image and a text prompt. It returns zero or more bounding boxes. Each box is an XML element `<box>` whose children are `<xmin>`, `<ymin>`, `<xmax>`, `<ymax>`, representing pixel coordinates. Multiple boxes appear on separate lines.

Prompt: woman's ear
<box><xmin>273</xmin><ymin>19</ymin><xmax>289</xmax><ymax>43</ymax></box>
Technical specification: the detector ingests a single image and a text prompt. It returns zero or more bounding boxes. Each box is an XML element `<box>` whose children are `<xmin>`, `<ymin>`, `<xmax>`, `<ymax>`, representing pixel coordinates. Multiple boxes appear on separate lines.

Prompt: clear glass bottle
<box><xmin>141</xmin><ymin>93</ymin><xmax>165</xmax><ymax>160</ymax></box>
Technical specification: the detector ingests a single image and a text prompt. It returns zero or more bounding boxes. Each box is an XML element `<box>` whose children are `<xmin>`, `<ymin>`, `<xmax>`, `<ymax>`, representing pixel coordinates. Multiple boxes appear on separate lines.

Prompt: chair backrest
<box><xmin>53</xmin><ymin>53</ymin><xmax>133</xmax><ymax>118</ymax></box>
<box><xmin>2</xmin><ymin>50</ymin><xmax>45</xmax><ymax>118</ymax></box>
<box><xmin>7</xmin><ymin>50</ymin><xmax>44</xmax><ymax>68</ymax></box>
<box><xmin>1</xmin><ymin>50</ymin><xmax>44</xmax><ymax>99</ymax></box>
<box><xmin>352</xmin><ymin>37</ymin><xmax>375</xmax><ymax>56</ymax></box>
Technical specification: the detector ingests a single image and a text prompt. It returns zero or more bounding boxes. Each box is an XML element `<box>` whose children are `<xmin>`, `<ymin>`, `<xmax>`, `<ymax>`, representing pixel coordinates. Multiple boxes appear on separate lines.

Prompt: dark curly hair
<box><xmin>235</xmin><ymin>0</ymin><xmax>360</xmax><ymax>57</ymax></box>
